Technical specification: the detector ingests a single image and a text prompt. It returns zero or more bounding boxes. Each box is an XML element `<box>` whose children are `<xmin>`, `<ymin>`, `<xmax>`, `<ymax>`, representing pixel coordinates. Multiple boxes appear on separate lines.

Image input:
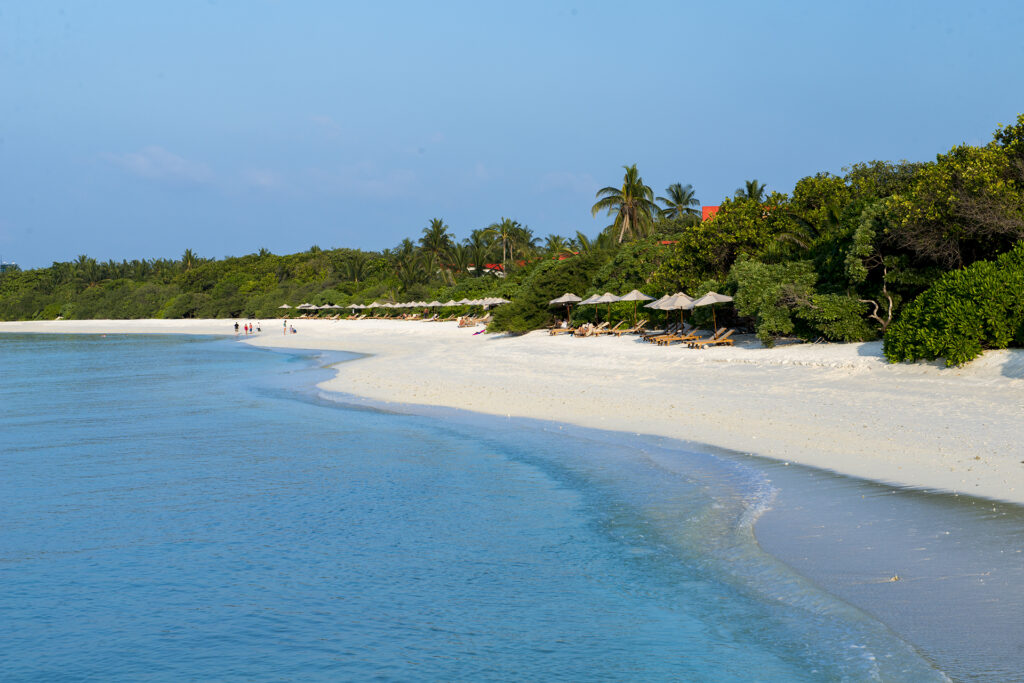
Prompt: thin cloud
<box><xmin>108</xmin><ymin>146</ymin><xmax>214</xmax><ymax>185</ymax></box>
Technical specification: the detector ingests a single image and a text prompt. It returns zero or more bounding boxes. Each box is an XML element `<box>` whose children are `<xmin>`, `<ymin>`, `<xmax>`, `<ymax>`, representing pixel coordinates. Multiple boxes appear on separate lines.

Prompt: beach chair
<box><xmin>574</xmin><ymin>322</ymin><xmax>609</xmax><ymax>337</ymax></box>
<box><xmin>550</xmin><ymin>325</ymin><xmax>578</xmax><ymax>335</ymax></box>
<box><xmin>593</xmin><ymin>321</ymin><xmax>626</xmax><ymax>336</ymax></box>
<box><xmin>612</xmin><ymin>319</ymin><xmax>648</xmax><ymax>336</ymax></box>
<box><xmin>642</xmin><ymin>321</ymin><xmax>680</xmax><ymax>342</ymax></box>
<box><xmin>689</xmin><ymin>328</ymin><xmax>735</xmax><ymax>348</ymax></box>
<box><xmin>649</xmin><ymin>323</ymin><xmax>692</xmax><ymax>345</ymax></box>
<box><xmin>655</xmin><ymin>324</ymin><xmax>702</xmax><ymax>346</ymax></box>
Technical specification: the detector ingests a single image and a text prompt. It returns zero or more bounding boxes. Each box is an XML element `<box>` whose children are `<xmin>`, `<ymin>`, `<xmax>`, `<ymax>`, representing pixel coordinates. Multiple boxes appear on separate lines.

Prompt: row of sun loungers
<box><xmin>548</xmin><ymin>319</ymin><xmax>735</xmax><ymax>348</ymax></box>
<box><xmin>328</xmin><ymin>312</ymin><xmax>734</xmax><ymax>346</ymax></box>
<box><xmin>647</xmin><ymin>324</ymin><xmax>734</xmax><ymax>348</ymax></box>
<box><xmin>549</xmin><ymin>320</ymin><xmax>649</xmax><ymax>337</ymax></box>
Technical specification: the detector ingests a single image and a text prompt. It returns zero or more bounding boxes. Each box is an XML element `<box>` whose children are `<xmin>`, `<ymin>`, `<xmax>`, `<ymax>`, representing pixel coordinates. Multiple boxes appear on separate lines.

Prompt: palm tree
<box><xmin>544</xmin><ymin>234</ymin><xmax>570</xmax><ymax>255</ymax></box>
<box><xmin>466</xmin><ymin>230</ymin><xmax>493</xmax><ymax>276</ymax></box>
<box><xmin>419</xmin><ymin>218</ymin><xmax>454</xmax><ymax>284</ymax></box>
<box><xmin>73</xmin><ymin>254</ymin><xmax>101</xmax><ymax>288</ymax></box>
<box><xmin>448</xmin><ymin>243</ymin><xmax>472</xmax><ymax>276</ymax></box>
<box><xmin>571</xmin><ymin>230</ymin><xmax>613</xmax><ymax>256</ymax></box>
<box><xmin>181</xmin><ymin>249</ymin><xmax>198</xmax><ymax>271</ymax></box>
<box><xmin>591</xmin><ymin>164</ymin><xmax>659</xmax><ymax>243</ymax></box>
<box><xmin>510</xmin><ymin>224</ymin><xmax>540</xmax><ymax>261</ymax></box>
<box><xmin>484</xmin><ymin>217</ymin><xmax>522</xmax><ymax>272</ymax></box>
<box><xmin>657</xmin><ymin>183</ymin><xmax>700</xmax><ymax>219</ymax></box>
<box><xmin>777</xmin><ymin>203</ymin><xmax>844</xmax><ymax>251</ymax></box>
<box><xmin>735</xmin><ymin>179</ymin><xmax>767</xmax><ymax>201</ymax></box>
<box><xmin>344</xmin><ymin>252</ymin><xmax>369</xmax><ymax>283</ymax></box>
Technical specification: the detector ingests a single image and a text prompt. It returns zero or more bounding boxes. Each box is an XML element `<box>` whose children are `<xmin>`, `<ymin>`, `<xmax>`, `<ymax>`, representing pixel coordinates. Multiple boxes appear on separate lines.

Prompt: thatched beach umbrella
<box><xmin>656</xmin><ymin>292</ymin><xmax>695</xmax><ymax>326</ymax></box>
<box><xmin>692</xmin><ymin>291</ymin><xmax>733</xmax><ymax>331</ymax></box>
<box><xmin>592</xmin><ymin>292</ymin><xmax>621</xmax><ymax>323</ymax></box>
<box><xmin>277</xmin><ymin>304</ymin><xmax>292</xmax><ymax>309</ymax></box>
<box><xmin>577</xmin><ymin>293</ymin><xmax>602</xmax><ymax>322</ymax></box>
<box><xmin>549</xmin><ymin>292</ymin><xmax>582</xmax><ymax>320</ymax></box>
<box><xmin>618</xmin><ymin>289</ymin><xmax>654</xmax><ymax>325</ymax></box>
<box><xmin>644</xmin><ymin>294</ymin><xmax>670</xmax><ymax>311</ymax></box>
<box><xmin>427</xmin><ymin>300</ymin><xmax>442</xmax><ymax>307</ymax></box>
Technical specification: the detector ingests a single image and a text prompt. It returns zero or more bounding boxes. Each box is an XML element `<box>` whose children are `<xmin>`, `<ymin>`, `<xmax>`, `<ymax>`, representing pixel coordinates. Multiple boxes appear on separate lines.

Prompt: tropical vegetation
<box><xmin>2</xmin><ymin>115</ymin><xmax>1023</xmax><ymax>365</ymax></box>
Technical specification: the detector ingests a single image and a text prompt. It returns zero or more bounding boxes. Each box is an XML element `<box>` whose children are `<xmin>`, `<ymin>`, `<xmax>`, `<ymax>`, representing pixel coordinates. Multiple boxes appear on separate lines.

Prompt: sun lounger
<box><xmin>689</xmin><ymin>328</ymin><xmax>735</xmax><ymax>348</ymax></box>
<box><xmin>612</xmin><ymin>319</ymin><xmax>648</xmax><ymax>336</ymax></box>
<box><xmin>642</xmin><ymin>322</ymin><xmax>681</xmax><ymax>342</ymax></box>
<box><xmin>550</xmin><ymin>326</ymin><xmax>577</xmax><ymax>335</ymax></box>
<box><xmin>574</xmin><ymin>321</ymin><xmax>609</xmax><ymax>337</ymax></box>
<box><xmin>648</xmin><ymin>323</ymin><xmax>693</xmax><ymax>344</ymax></box>
<box><xmin>593</xmin><ymin>321</ymin><xmax>626</xmax><ymax>336</ymax></box>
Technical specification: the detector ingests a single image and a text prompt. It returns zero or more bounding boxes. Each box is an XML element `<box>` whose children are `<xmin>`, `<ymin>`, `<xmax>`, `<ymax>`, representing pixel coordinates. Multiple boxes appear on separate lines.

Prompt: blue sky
<box><xmin>3</xmin><ymin>1</ymin><xmax>1023</xmax><ymax>268</ymax></box>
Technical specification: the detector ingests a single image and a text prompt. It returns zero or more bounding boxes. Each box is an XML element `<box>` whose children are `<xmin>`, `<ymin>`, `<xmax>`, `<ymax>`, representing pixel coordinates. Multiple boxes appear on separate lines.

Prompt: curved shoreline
<box><xmin>2</xmin><ymin>317</ymin><xmax>1023</xmax><ymax>505</ymax></box>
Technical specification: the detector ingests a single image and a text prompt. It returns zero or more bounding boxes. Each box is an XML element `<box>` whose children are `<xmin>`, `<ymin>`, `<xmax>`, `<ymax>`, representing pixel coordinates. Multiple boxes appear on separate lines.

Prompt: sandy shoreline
<box><xmin>3</xmin><ymin>317</ymin><xmax>1023</xmax><ymax>505</ymax></box>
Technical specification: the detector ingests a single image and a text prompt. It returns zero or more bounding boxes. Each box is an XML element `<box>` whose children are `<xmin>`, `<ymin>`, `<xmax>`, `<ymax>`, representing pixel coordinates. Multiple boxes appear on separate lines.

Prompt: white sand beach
<box><xmin>4</xmin><ymin>318</ymin><xmax>1023</xmax><ymax>505</ymax></box>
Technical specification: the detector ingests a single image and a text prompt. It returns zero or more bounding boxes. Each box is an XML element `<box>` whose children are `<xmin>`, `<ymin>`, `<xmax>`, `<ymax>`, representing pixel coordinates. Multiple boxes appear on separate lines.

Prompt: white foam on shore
<box><xmin>3</xmin><ymin>317</ymin><xmax>1022</xmax><ymax>505</ymax></box>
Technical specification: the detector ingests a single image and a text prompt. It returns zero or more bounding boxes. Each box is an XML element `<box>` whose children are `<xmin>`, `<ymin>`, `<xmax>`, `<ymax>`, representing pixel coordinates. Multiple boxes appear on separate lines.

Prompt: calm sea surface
<box><xmin>0</xmin><ymin>333</ymin><xmax>945</xmax><ymax>681</ymax></box>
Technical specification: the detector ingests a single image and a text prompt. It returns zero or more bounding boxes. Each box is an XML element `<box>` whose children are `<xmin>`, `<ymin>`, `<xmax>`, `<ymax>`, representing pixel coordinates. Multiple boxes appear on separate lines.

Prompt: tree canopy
<box><xmin>3</xmin><ymin>114</ymin><xmax>1024</xmax><ymax>364</ymax></box>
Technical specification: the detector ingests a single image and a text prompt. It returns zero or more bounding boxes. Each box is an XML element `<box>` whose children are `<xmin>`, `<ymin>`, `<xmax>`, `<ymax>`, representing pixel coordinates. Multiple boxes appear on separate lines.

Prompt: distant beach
<box><xmin>4</xmin><ymin>317</ymin><xmax>1022</xmax><ymax>505</ymax></box>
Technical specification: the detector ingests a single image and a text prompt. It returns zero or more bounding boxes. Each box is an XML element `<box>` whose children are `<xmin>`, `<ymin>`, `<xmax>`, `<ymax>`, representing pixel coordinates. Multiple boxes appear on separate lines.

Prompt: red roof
<box><xmin>702</xmin><ymin>205</ymin><xmax>720</xmax><ymax>221</ymax></box>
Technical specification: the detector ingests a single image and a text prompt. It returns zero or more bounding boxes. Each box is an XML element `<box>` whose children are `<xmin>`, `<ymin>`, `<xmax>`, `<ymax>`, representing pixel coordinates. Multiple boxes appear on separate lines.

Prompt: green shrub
<box><xmin>883</xmin><ymin>241</ymin><xmax>1024</xmax><ymax>365</ymax></box>
<box><xmin>731</xmin><ymin>258</ymin><xmax>816</xmax><ymax>346</ymax></box>
<box><xmin>797</xmin><ymin>294</ymin><xmax>875</xmax><ymax>342</ymax></box>
<box><xmin>489</xmin><ymin>259</ymin><xmax>590</xmax><ymax>333</ymax></box>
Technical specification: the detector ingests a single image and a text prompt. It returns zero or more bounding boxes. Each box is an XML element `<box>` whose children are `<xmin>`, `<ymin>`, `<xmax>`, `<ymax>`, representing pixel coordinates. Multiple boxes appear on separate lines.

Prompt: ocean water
<box><xmin>0</xmin><ymin>333</ymin><xmax>946</xmax><ymax>681</ymax></box>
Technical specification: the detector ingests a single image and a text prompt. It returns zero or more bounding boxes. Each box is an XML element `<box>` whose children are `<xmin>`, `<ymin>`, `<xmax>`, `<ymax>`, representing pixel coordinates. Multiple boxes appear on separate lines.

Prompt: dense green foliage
<box><xmin>3</xmin><ymin>115</ymin><xmax>1023</xmax><ymax>364</ymax></box>
<box><xmin>883</xmin><ymin>241</ymin><xmax>1024</xmax><ymax>366</ymax></box>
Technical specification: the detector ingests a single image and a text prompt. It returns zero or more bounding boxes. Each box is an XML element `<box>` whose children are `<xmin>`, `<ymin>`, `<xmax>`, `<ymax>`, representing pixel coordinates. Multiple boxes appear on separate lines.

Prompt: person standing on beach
<box><xmin>283</xmin><ymin>320</ymin><xmax>287</xmax><ymax>335</ymax></box>
<box><xmin>234</xmin><ymin>321</ymin><xmax>239</xmax><ymax>335</ymax></box>
<box><xmin>257</xmin><ymin>322</ymin><xmax>261</xmax><ymax>333</ymax></box>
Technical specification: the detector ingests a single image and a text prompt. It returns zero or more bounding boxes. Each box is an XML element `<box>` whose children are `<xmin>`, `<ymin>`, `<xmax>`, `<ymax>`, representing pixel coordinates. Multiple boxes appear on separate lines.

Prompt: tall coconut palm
<box><xmin>735</xmin><ymin>179</ymin><xmax>767</xmax><ymax>201</ymax></box>
<box><xmin>484</xmin><ymin>217</ymin><xmax>522</xmax><ymax>272</ymax></box>
<box><xmin>466</xmin><ymin>230</ymin><xmax>493</xmax><ymax>276</ymax></box>
<box><xmin>181</xmin><ymin>248</ymin><xmax>199</xmax><ymax>271</ymax></box>
<box><xmin>657</xmin><ymin>183</ymin><xmax>700</xmax><ymax>219</ymax></box>
<box><xmin>510</xmin><ymin>224</ymin><xmax>540</xmax><ymax>261</ymax></box>
<box><xmin>448</xmin><ymin>243</ymin><xmax>472</xmax><ymax>276</ymax></box>
<box><xmin>591</xmin><ymin>164</ymin><xmax>659</xmax><ymax>243</ymax></box>
<box><xmin>419</xmin><ymin>218</ymin><xmax>454</xmax><ymax>284</ymax></box>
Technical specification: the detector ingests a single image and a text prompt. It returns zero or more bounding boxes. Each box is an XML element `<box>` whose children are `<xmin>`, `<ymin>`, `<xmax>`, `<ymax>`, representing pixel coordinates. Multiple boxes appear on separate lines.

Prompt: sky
<box><xmin>2</xmin><ymin>1</ymin><xmax>1024</xmax><ymax>269</ymax></box>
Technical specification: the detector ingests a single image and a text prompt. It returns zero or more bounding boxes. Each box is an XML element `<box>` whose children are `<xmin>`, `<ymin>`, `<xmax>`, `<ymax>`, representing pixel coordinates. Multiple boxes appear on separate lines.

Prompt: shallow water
<box><xmin>0</xmin><ymin>333</ymin><xmax>951</xmax><ymax>680</ymax></box>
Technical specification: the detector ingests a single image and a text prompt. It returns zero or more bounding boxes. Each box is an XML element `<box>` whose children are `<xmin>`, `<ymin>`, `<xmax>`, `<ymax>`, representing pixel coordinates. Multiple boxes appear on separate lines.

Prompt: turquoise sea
<box><xmin>0</xmin><ymin>333</ymin><xmax>959</xmax><ymax>680</ymax></box>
